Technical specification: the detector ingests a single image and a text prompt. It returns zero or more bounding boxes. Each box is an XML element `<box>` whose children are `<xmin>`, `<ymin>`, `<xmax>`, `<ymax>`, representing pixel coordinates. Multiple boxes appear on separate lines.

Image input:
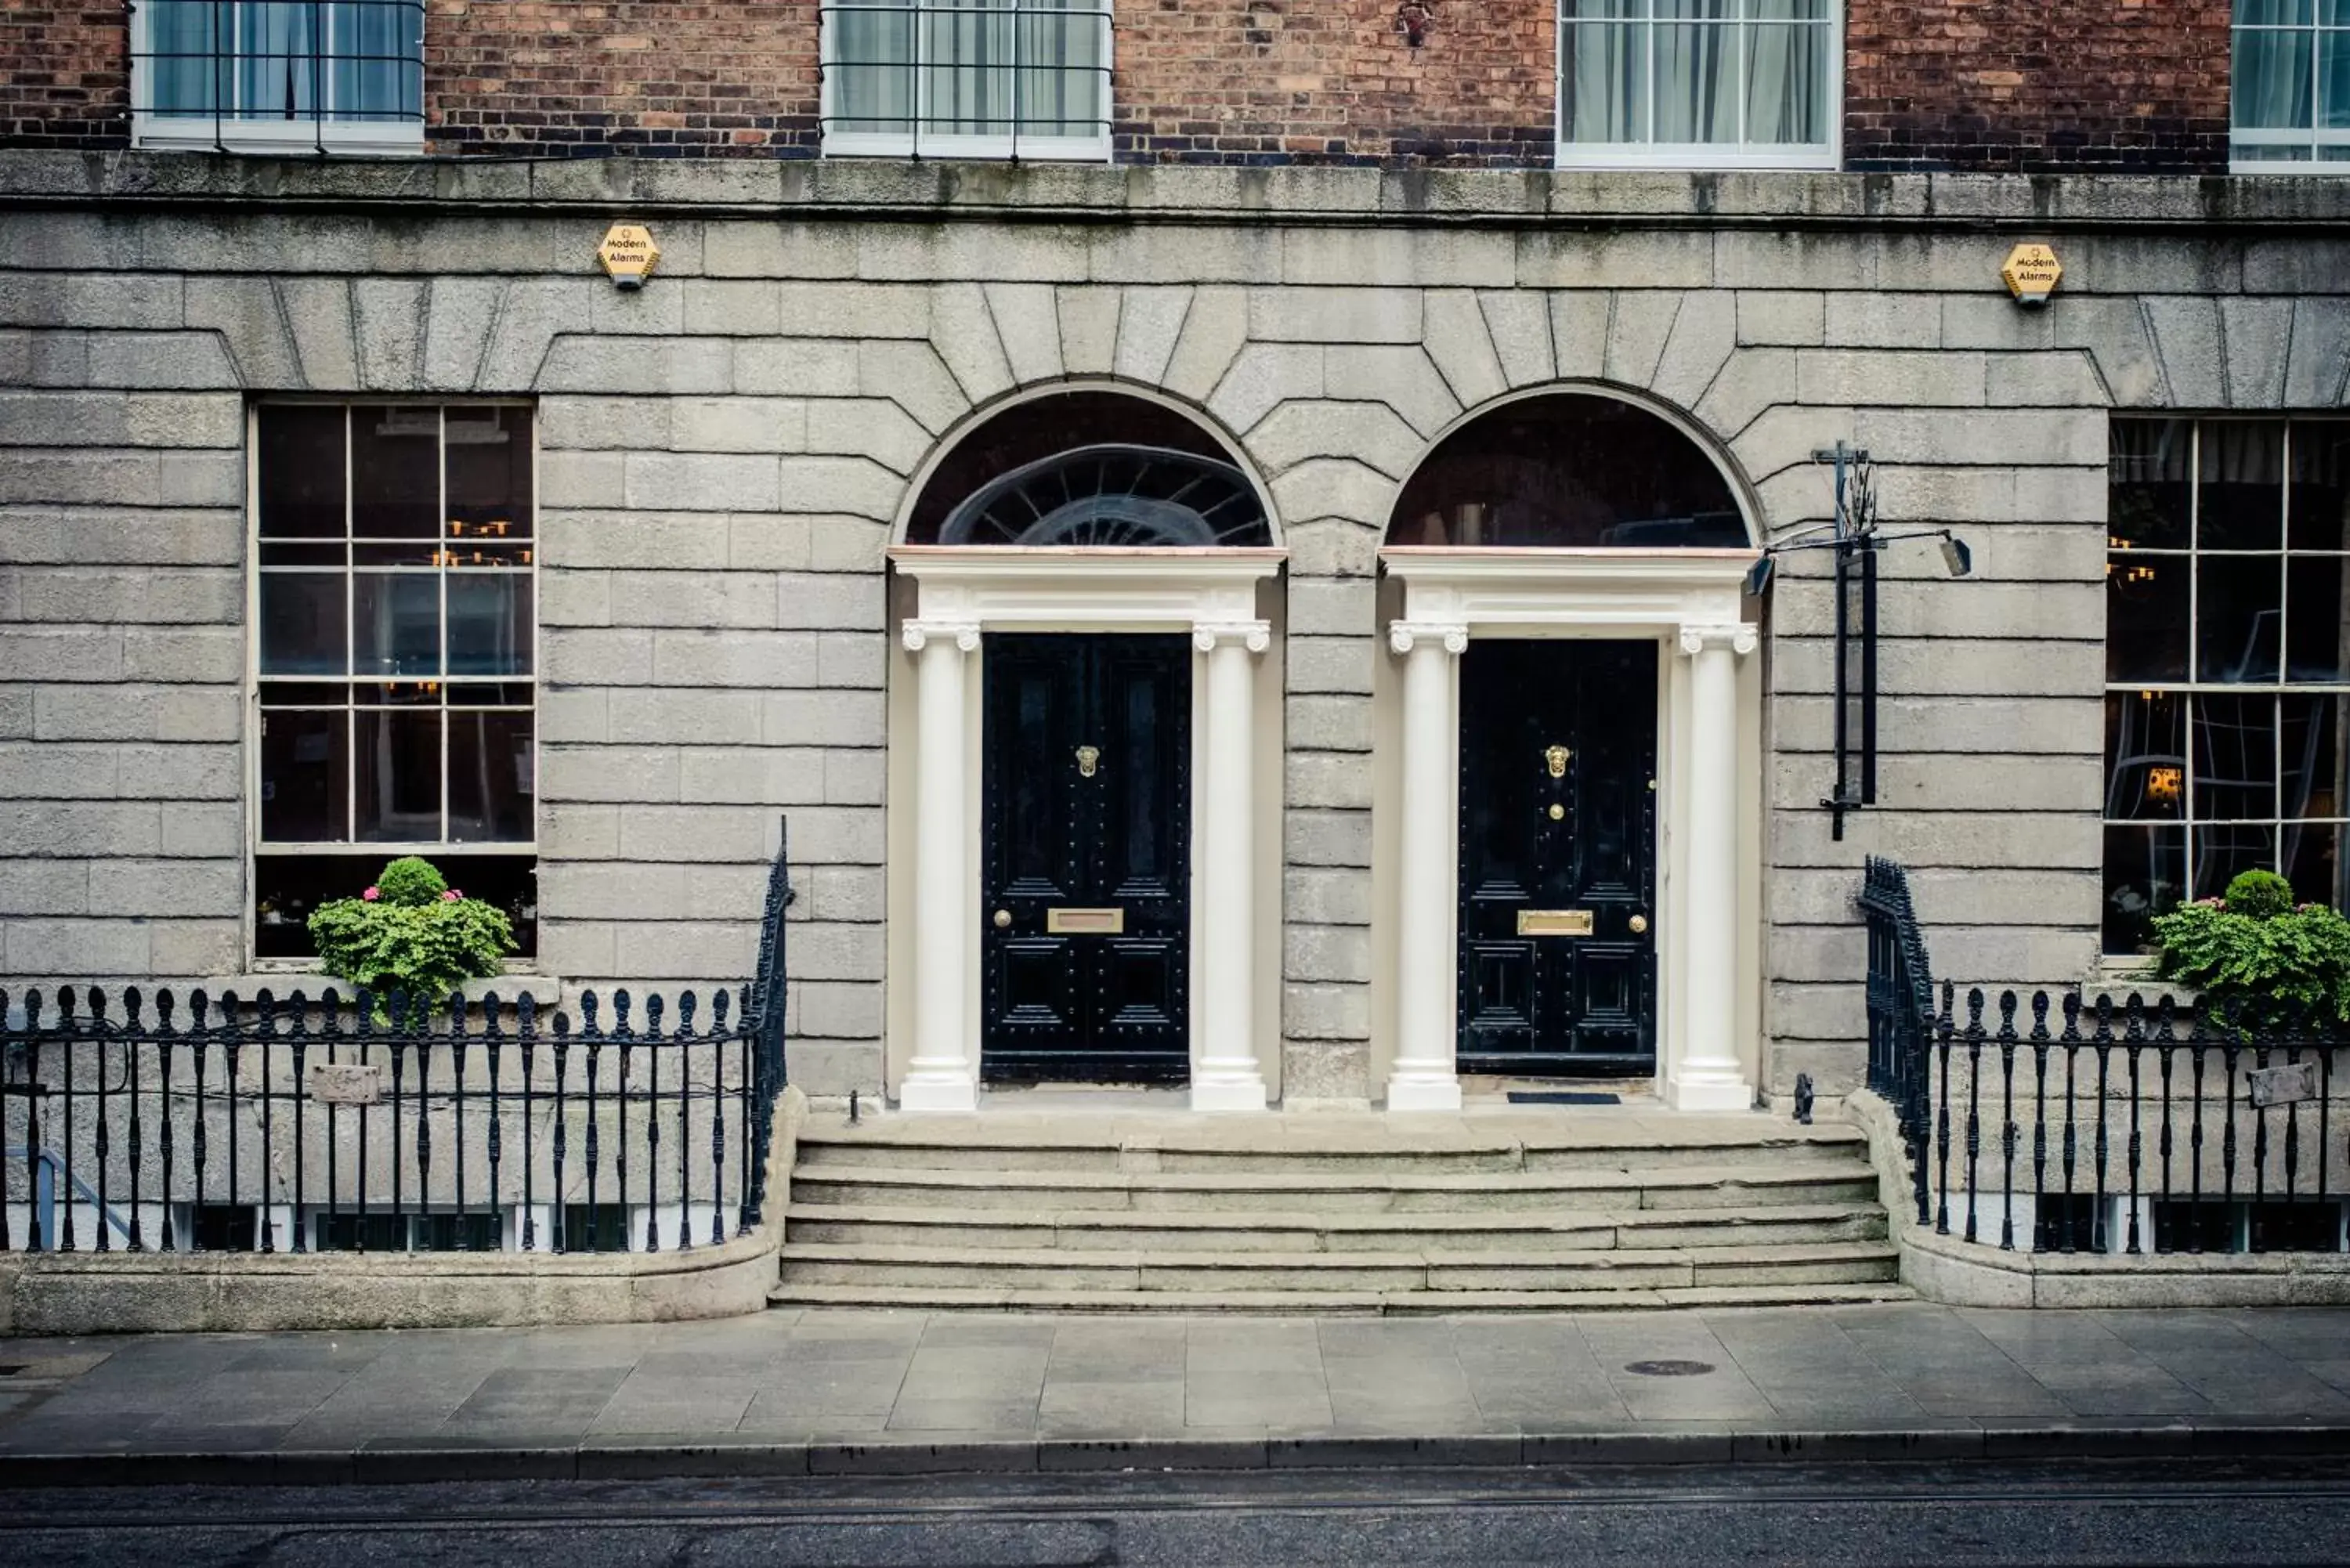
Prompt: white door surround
<box><xmin>1378</xmin><ymin>547</ymin><xmax>1764</xmax><ymax>1114</ymax></box>
<box><xmin>885</xmin><ymin>547</ymin><xmax>1287</xmax><ymax>1113</ymax></box>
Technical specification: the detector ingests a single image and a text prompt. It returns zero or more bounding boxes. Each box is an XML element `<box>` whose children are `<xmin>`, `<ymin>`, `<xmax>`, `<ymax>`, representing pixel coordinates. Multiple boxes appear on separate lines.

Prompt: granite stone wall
<box><xmin>5</xmin><ymin>157</ymin><xmax>2348</xmax><ymax>1102</ymax></box>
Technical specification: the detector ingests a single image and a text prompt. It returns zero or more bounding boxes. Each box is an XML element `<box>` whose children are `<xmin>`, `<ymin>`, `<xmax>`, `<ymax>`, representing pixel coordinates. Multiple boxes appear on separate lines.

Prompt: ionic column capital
<box><xmin>1389</xmin><ymin>620</ymin><xmax>1470</xmax><ymax>657</ymax></box>
<box><xmin>902</xmin><ymin>619</ymin><xmax>981</xmax><ymax>654</ymax></box>
<box><xmin>1676</xmin><ymin>622</ymin><xmax>1759</xmax><ymax>659</ymax></box>
<box><xmin>1192</xmin><ymin>619</ymin><xmax>1271</xmax><ymax>655</ymax></box>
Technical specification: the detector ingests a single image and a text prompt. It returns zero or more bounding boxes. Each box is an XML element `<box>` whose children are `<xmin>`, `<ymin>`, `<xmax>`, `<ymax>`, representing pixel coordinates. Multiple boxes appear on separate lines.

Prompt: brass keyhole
<box><xmin>1076</xmin><ymin>745</ymin><xmax>1101</xmax><ymax>779</ymax></box>
<box><xmin>1545</xmin><ymin>745</ymin><xmax>1570</xmax><ymax>779</ymax></box>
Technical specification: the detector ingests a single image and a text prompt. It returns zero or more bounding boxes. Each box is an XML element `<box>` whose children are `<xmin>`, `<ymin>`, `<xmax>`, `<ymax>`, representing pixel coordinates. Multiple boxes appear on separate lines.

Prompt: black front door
<box><xmin>1458</xmin><ymin>639</ymin><xmax>1658</xmax><ymax>1075</ymax></box>
<box><xmin>982</xmin><ymin>634</ymin><xmax>1191</xmax><ymax>1083</ymax></box>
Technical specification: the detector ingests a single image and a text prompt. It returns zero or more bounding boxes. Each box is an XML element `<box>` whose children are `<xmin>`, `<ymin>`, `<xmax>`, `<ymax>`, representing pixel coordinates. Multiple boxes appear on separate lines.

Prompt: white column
<box><xmin>1191</xmin><ymin>620</ymin><xmax>1271</xmax><ymax>1111</ymax></box>
<box><xmin>1667</xmin><ymin>622</ymin><xmax>1759</xmax><ymax>1113</ymax></box>
<box><xmin>898</xmin><ymin>619</ymin><xmax>981</xmax><ymax>1113</ymax></box>
<box><xmin>1386</xmin><ymin>620</ymin><xmax>1468</xmax><ymax>1112</ymax></box>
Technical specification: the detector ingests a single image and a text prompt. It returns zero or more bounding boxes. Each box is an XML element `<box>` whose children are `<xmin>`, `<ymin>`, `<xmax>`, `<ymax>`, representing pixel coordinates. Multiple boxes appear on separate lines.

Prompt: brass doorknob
<box><xmin>1547</xmin><ymin>804</ymin><xmax>1564</xmax><ymax>821</ymax></box>
<box><xmin>992</xmin><ymin>909</ymin><xmax>1012</xmax><ymax>929</ymax></box>
<box><xmin>1629</xmin><ymin>914</ymin><xmax>1649</xmax><ymax>934</ymax></box>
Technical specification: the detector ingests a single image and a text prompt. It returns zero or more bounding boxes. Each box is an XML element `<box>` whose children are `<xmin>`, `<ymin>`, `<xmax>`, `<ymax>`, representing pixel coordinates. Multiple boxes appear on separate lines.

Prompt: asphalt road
<box><xmin>8</xmin><ymin>1458</ymin><xmax>2350</xmax><ymax>1567</ymax></box>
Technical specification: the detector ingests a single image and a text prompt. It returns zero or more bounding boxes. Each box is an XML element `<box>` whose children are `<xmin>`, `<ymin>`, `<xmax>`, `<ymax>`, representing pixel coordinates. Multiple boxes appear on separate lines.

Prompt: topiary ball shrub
<box><xmin>2223</xmin><ymin>868</ymin><xmax>2296</xmax><ymax>920</ymax></box>
<box><xmin>308</xmin><ymin>858</ymin><xmax>515</xmax><ymax>1017</ymax></box>
<box><xmin>2152</xmin><ymin>870</ymin><xmax>2350</xmax><ymax>1036</ymax></box>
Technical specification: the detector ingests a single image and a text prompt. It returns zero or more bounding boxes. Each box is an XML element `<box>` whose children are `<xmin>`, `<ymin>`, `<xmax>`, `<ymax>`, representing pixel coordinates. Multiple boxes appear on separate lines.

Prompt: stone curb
<box><xmin>4</xmin><ymin>1424</ymin><xmax>2347</xmax><ymax>1487</ymax></box>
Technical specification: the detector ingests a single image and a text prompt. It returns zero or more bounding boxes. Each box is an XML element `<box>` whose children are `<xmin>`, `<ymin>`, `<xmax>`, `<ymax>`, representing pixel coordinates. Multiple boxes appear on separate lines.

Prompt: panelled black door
<box><xmin>982</xmin><ymin>634</ymin><xmax>1191</xmax><ymax>1083</ymax></box>
<box><xmin>1457</xmin><ymin>639</ymin><xmax>1658</xmax><ymax>1075</ymax></box>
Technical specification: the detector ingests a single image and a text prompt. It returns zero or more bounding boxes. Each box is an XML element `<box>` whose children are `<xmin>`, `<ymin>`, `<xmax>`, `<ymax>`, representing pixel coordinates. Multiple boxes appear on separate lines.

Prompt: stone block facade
<box><xmin>3</xmin><ymin>156</ymin><xmax>2348</xmax><ymax>1107</ymax></box>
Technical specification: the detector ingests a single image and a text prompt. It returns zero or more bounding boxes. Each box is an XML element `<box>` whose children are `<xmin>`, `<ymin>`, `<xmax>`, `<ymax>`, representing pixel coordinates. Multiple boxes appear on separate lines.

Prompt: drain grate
<box><xmin>1623</xmin><ymin>1360</ymin><xmax>1716</xmax><ymax>1378</ymax></box>
<box><xmin>1506</xmin><ymin>1091</ymin><xmax>1622</xmax><ymax>1105</ymax></box>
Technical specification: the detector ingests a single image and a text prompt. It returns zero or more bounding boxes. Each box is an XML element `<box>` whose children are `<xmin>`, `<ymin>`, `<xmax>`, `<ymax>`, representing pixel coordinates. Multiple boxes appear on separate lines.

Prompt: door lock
<box><xmin>992</xmin><ymin>909</ymin><xmax>1013</xmax><ymax>930</ymax></box>
<box><xmin>1075</xmin><ymin>744</ymin><xmax>1101</xmax><ymax>778</ymax></box>
<box><xmin>1544</xmin><ymin>744</ymin><xmax>1570</xmax><ymax>778</ymax></box>
<box><xmin>1629</xmin><ymin>913</ymin><xmax>1649</xmax><ymax>934</ymax></box>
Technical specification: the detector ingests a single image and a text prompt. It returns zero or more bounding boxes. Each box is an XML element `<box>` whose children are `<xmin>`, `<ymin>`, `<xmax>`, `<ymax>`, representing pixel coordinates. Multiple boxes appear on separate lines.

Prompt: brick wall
<box><xmin>1112</xmin><ymin>0</ymin><xmax>1555</xmax><ymax>166</ymax></box>
<box><xmin>2</xmin><ymin>3</ymin><xmax>128</xmax><ymax>146</ymax></box>
<box><xmin>1844</xmin><ymin>0</ymin><xmax>2232</xmax><ymax>172</ymax></box>
<box><xmin>428</xmin><ymin>0</ymin><xmax>820</xmax><ymax>157</ymax></box>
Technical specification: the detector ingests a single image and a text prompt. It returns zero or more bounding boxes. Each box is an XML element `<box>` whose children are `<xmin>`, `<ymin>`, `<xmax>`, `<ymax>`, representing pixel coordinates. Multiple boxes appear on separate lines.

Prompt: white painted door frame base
<box><xmin>886</xmin><ymin>547</ymin><xmax>1286</xmax><ymax>1113</ymax></box>
<box><xmin>1379</xmin><ymin>547</ymin><xmax>1764</xmax><ymax>1114</ymax></box>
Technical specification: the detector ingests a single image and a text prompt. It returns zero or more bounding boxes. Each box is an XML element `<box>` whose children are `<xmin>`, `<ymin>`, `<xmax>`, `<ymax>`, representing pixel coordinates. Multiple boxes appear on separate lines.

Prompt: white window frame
<box><xmin>2101</xmin><ymin>414</ymin><xmax>2350</xmax><ymax>955</ymax></box>
<box><xmin>131</xmin><ymin>0</ymin><xmax>425</xmax><ymax>157</ymax></box>
<box><xmin>1553</xmin><ymin>0</ymin><xmax>1842</xmax><ymax>172</ymax></box>
<box><xmin>245</xmin><ymin>399</ymin><xmax>540</xmax><ymax>969</ymax></box>
<box><xmin>819</xmin><ymin>0</ymin><xmax>1115</xmax><ymax>162</ymax></box>
<box><xmin>2231</xmin><ymin>5</ymin><xmax>2350</xmax><ymax>172</ymax></box>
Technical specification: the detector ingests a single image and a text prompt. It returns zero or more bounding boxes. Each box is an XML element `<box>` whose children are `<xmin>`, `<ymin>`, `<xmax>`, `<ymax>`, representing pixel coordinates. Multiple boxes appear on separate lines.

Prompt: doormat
<box><xmin>1506</xmin><ymin>1091</ymin><xmax>1622</xmax><ymax>1105</ymax></box>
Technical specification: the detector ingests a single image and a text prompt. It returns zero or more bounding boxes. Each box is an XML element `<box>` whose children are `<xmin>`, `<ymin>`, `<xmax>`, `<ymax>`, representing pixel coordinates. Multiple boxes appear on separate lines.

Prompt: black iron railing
<box><xmin>1860</xmin><ymin>857</ymin><xmax>2350</xmax><ymax>1256</ymax></box>
<box><xmin>0</xmin><ymin>823</ymin><xmax>793</xmax><ymax>1257</ymax></box>
<box><xmin>132</xmin><ymin>0</ymin><xmax>427</xmax><ymax>153</ymax></box>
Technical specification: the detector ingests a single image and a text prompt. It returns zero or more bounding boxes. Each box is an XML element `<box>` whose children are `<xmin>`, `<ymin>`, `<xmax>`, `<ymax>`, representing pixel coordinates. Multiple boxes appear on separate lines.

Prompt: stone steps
<box><xmin>783</xmin><ymin>1201</ymin><xmax>1888</xmax><ymax>1252</ymax></box>
<box><xmin>772</xmin><ymin>1111</ymin><xmax>1908</xmax><ymax>1312</ymax></box>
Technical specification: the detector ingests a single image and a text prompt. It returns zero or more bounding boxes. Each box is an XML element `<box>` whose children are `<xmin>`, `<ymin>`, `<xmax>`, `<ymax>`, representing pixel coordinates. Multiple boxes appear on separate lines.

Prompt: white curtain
<box><xmin>2235</xmin><ymin>0</ymin><xmax>2315</xmax><ymax>133</ymax></box>
<box><xmin>834</xmin><ymin>0</ymin><xmax>1101</xmax><ymax>141</ymax></box>
<box><xmin>236</xmin><ymin>3</ymin><xmax>320</xmax><ymax>119</ymax></box>
<box><xmin>150</xmin><ymin>2</ymin><xmax>411</xmax><ymax>121</ymax></box>
<box><xmin>1563</xmin><ymin>1</ymin><xmax>1826</xmax><ymax>148</ymax></box>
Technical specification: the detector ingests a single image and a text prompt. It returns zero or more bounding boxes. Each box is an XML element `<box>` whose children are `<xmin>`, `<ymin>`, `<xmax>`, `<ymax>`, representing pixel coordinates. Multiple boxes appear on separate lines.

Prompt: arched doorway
<box><xmin>1374</xmin><ymin>390</ymin><xmax>1763</xmax><ymax>1115</ymax></box>
<box><xmin>885</xmin><ymin>388</ymin><xmax>1284</xmax><ymax>1113</ymax></box>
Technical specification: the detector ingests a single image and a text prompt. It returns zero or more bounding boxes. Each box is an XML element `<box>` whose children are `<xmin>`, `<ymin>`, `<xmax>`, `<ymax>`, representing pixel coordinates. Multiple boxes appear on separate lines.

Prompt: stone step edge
<box><xmin>766</xmin><ymin>1281</ymin><xmax>1918</xmax><ymax>1313</ymax></box>
<box><xmin>782</xmin><ymin>1200</ymin><xmax>1885</xmax><ymax>1234</ymax></box>
<box><xmin>779</xmin><ymin>1240</ymin><xmax>1899</xmax><ymax>1270</ymax></box>
<box><xmin>796</xmin><ymin>1122</ymin><xmax>1864</xmax><ymax>1155</ymax></box>
<box><xmin>788</xmin><ymin>1160</ymin><xmax>1876</xmax><ymax>1193</ymax></box>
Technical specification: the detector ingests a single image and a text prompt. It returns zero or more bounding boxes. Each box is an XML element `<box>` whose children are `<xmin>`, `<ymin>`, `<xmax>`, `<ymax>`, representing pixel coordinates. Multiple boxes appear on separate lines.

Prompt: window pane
<box><xmin>1744</xmin><ymin>23</ymin><xmax>1824</xmax><ymax>143</ymax></box>
<box><xmin>2283</xmin><ymin>692</ymin><xmax>2345</xmax><ymax>818</ymax></box>
<box><xmin>1751</xmin><ymin>0</ymin><xmax>1827</xmax><ymax>15</ymax></box>
<box><xmin>446</xmin><ymin>570</ymin><xmax>533</xmax><ymax>676</ymax></box>
<box><xmin>2238</xmin><ymin>0</ymin><xmax>2314</xmax><ymax>27</ymax></box>
<box><xmin>1654</xmin><ymin>23</ymin><xmax>1737</xmax><ymax>142</ymax></box>
<box><xmin>1015</xmin><ymin>2</ymin><xmax>1103</xmax><ymax>136</ymax></box>
<box><xmin>2110</xmin><ymin>418</ymin><xmax>2193</xmax><ymax>548</ymax></box>
<box><xmin>2104</xmin><ymin>825</ymin><xmax>2186</xmax><ymax>953</ymax></box>
<box><xmin>1564</xmin><ymin>22</ymin><xmax>1647</xmax><ymax>142</ymax></box>
<box><xmin>2106</xmin><ymin>690</ymin><xmax>2187</xmax><ymax>821</ymax></box>
<box><xmin>149</xmin><ymin>0</ymin><xmax>221</xmax><ymax>114</ymax></box>
<box><xmin>2194</xmin><ymin>692</ymin><xmax>2279</xmax><ymax>820</ymax></box>
<box><xmin>353</xmin><ymin>573</ymin><xmax>441</xmax><ymax>677</ymax></box>
<box><xmin>1658</xmin><ymin>0</ymin><xmax>1733</xmax><ymax>14</ymax></box>
<box><xmin>356</xmin><ymin>708</ymin><xmax>442</xmax><ymax>841</ymax></box>
<box><xmin>2287</xmin><ymin>555</ymin><xmax>2350</xmax><ymax>681</ymax></box>
<box><xmin>2322</xmin><ymin>27</ymin><xmax>2350</xmax><ymax>126</ymax></box>
<box><xmin>329</xmin><ymin>0</ymin><xmax>421</xmax><ymax>121</ymax></box>
<box><xmin>444</xmin><ymin>406</ymin><xmax>532</xmax><ymax>537</ymax></box>
<box><xmin>924</xmin><ymin>0</ymin><xmax>1016</xmax><ymax>135</ymax></box>
<box><xmin>2285</xmin><ymin>820</ymin><xmax>2348</xmax><ymax>910</ymax></box>
<box><xmin>260</xmin><ymin>709</ymin><xmax>349</xmax><ymax>842</ymax></box>
<box><xmin>237</xmin><ymin>3</ymin><xmax>322</xmax><ymax>120</ymax></box>
<box><xmin>258</xmin><ymin>573</ymin><xmax>348</xmax><ymax>677</ymax></box>
<box><xmin>258</xmin><ymin>405</ymin><xmax>346</xmax><ymax>539</ymax></box>
<box><xmin>2196</xmin><ymin>554</ymin><xmax>2283</xmax><ymax>682</ymax></box>
<box><xmin>2289</xmin><ymin>420</ymin><xmax>2350</xmax><ymax>548</ymax></box>
<box><xmin>2194</xmin><ymin>822</ymin><xmax>2279</xmax><ymax>899</ymax></box>
<box><xmin>350</xmin><ymin>405</ymin><xmax>439</xmax><ymax>538</ymax></box>
<box><xmin>2236</xmin><ymin>26</ymin><xmax>2315</xmax><ymax>130</ymax></box>
<box><xmin>2106</xmin><ymin>553</ymin><xmax>2190</xmax><ymax>683</ymax></box>
<box><xmin>831</xmin><ymin>2</ymin><xmax>915</xmax><ymax>132</ymax></box>
<box><xmin>447</xmin><ymin>712</ymin><xmax>533</xmax><ymax>843</ymax></box>
<box><xmin>2200</xmin><ymin>421</ymin><xmax>2286</xmax><ymax>547</ymax></box>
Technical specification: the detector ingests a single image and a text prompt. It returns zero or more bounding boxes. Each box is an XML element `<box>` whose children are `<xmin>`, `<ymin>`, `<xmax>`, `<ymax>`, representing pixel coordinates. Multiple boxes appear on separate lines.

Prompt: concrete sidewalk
<box><xmin>4</xmin><ymin>1303</ymin><xmax>2350</xmax><ymax>1484</ymax></box>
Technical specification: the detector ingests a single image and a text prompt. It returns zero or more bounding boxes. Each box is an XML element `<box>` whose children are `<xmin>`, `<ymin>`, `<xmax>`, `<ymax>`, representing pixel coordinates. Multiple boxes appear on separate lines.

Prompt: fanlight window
<box><xmin>937</xmin><ymin>444</ymin><xmax>1273</xmax><ymax>547</ymax></box>
<box><xmin>1387</xmin><ymin>393</ymin><xmax>1748</xmax><ymax>550</ymax></box>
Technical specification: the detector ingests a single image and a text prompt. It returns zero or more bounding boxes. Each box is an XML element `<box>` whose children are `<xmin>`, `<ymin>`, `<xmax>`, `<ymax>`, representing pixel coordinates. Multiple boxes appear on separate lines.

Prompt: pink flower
<box><xmin>362</xmin><ymin>887</ymin><xmax>380</xmax><ymax>901</ymax></box>
<box><xmin>443</xmin><ymin>889</ymin><xmax>462</xmax><ymax>901</ymax></box>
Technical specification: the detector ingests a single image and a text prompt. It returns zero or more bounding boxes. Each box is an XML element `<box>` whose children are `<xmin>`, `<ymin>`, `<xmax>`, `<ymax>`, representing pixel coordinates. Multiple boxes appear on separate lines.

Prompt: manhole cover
<box><xmin>1623</xmin><ymin>1359</ymin><xmax>1715</xmax><ymax>1378</ymax></box>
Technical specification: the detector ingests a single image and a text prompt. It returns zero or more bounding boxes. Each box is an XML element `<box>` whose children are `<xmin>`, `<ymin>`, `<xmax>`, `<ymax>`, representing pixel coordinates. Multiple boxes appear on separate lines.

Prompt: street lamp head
<box><xmin>1940</xmin><ymin>533</ymin><xmax>1973</xmax><ymax>579</ymax></box>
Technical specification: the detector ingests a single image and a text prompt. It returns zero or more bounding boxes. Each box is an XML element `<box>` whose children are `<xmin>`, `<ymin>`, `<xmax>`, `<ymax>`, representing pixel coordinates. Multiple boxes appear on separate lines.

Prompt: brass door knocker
<box><xmin>1544</xmin><ymin>744</ymin><xmax>1570</xmax><ymax>779</ymax></box>
<box><xmin>1076</xmin><ymin>745</ymin><xmax>1101</xmax><ymax>779</ymax></box>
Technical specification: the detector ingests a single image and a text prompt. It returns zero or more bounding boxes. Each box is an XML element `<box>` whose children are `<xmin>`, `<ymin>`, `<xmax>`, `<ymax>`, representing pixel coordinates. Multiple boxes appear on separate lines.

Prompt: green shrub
<box><xmin>2223</xmin><ymin>868</ymin><xmax>2296</xmax><ymax>919</ymax></box>
<box><xmin>308</xmin><ymin>858</ymin><xmax>515</xmax><ymax>1014</ymax></box>
<box><xmin>374</xmin><ymin>855</ymin><xmax>449</xmax><ymax>906</ymax></box>
<box><xmin>2151</xmin><ymin>872</ymin><xmax>2350</xmax><ymax>1035</ymax></box>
